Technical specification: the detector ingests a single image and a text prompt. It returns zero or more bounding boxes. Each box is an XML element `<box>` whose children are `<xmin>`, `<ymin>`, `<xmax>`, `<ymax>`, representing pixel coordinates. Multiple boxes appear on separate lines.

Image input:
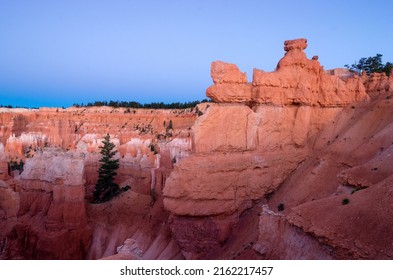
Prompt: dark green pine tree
<box><xmin>93</xmin><ymin>134</ymin><xmax>120</xmax><ymax>203</ymax></box>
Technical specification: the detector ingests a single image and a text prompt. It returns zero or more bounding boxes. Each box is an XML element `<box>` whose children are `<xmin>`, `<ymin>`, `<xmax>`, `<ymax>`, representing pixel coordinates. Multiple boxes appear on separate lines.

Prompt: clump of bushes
<box><xmin>8</xmin><ymin>160</ymin><xmax>24</xmax><ymax>173</ymax></box>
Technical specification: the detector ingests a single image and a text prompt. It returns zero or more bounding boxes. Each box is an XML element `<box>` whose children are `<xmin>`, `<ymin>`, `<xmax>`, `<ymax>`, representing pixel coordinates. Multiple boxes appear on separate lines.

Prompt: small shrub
<box><xmin>342</xmin><ymin>198</ymin><xmax>350</xmax><ymax>205</ymax></box>
<box><xmin>149</xmin><ymin>143</ymin><xmax>158</xmax><ymax>154</ymax></box>
<box><xmin>9</xmin><ymin>160</ymin><xmax>24</xmax><ymax>172</ymax></box>
<box><xmin>277</xmin><ymin>203</ymin><xmax>285</xmax><ymax>212</ymax></box>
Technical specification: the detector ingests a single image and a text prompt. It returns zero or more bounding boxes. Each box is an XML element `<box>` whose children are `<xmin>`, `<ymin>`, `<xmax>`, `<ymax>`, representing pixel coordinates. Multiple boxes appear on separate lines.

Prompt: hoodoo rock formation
<box><xmin>207</xmin><ymin>38</ymin><xmax>369</xmax><ymax>106</ymax></box>
<box><xmin>2</xmin><ymin>38</ymin><xmax>393</xmax><ymax>259</ymax></box>
<box><xmin>163</xmin><ymin>38</ymin><xmax>393</xmax><ymax>259</ymax></box>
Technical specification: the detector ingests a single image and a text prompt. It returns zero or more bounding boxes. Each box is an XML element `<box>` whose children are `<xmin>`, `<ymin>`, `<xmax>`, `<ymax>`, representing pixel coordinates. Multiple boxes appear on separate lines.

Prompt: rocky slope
<box><xmin>1</xmin><ymin>38</ymin><xmax>393</xmax><ymax>259</ymax></box>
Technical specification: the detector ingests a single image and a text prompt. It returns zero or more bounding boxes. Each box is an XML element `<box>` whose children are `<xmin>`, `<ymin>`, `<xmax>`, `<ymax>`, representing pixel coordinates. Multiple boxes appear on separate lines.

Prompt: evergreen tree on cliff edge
<box><xmin>93</xmin><ymin>134</ymin><xmax>120</xmax><ymax>203</ymax></box>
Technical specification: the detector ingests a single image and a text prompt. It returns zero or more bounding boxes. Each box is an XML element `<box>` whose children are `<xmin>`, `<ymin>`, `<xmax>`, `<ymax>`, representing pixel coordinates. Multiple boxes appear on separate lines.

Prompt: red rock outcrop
<box><xmin>0</xmin><ymin>180</ymin><xmax>19</xmax><ymax>227</ymax></box>
<box><xmin>0</xmin><ymin>149</ymin><xmax>91</xmax><ymax>259</ymax></box>
<box><xmin>192</xmin><ymin>104</ymin><xmax>259</xmax><ymax>153</ymax></box>
<box><xmin>207</xmin><ymin>38</ymin><xmax>369</xmax><ymax>106</ymax></box>
<box><xmin>364</xmin><ymin>72</ymin><xmax>393</xmax><ymax>97</ymax></box>
<box><xmin>210</xmin><ymin>61</ymin><xmax>248</xmax><ymax>84</ymax></box>
<box><xmin>0</xmin><ymin>143</ymin><xmax>8</xmax><ymax>180</ymax></box>
<box><xmin>164</xmin><ymin>151</ymin><xmax>305</xmax><ymax>217</ymax></box>
<box><xmin>86</xmin><ymin>192</ymin><xmax>183</xmax><ymax>260</ymax></box>
<box><xmin>254</xmin><ymin>205</ymin><xmax>332</xmax><ymax>259</ymax></box>
<box><xmin>206</xmin><ymin>62</ymin><xmax>252</xmax><ymax>103</ymax></box>
<box><xmin>283</xmin><ymin>38</ymin><xmax>308</xmax><ymax>51</ymax></box>
<box><xmin>163</xmin><ymin>38</ymin><xmax>393</xmax><ymax>259</ymax></box>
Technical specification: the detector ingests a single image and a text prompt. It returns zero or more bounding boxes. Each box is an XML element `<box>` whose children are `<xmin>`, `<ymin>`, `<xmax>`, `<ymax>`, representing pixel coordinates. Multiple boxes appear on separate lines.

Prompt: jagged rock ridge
<box><xmin>207</xmin><ymin>38</ymin><xmax>369</xmax><ymax>106</ymax></box>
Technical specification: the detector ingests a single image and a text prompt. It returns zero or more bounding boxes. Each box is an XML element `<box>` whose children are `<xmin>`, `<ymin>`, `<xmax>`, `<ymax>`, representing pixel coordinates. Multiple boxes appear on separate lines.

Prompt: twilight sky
<box><xmin>0</xmin><ymin>0</ymin><xmax>392</xmax><ymax>108</ymax></box>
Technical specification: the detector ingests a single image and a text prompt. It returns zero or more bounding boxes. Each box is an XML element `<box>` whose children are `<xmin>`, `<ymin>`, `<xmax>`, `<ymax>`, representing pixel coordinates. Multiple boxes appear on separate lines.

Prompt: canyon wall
<box><xmin>0</xmin><ymin>107</ymin><xmax>196</xmax><ymax>259</ymax></box>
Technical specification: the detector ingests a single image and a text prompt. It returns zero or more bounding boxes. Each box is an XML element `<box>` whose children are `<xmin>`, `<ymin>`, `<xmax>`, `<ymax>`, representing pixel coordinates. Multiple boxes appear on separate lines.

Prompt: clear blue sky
<box><xmin>0</xmin><ymin>0</ymin><xmax>392</xmax><ymax>108</ymax></box>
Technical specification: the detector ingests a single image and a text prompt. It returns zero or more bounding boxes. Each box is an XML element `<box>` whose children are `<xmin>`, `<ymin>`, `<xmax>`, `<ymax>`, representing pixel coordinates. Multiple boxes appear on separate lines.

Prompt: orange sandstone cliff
<box><xmin>1</xmin><ymin>38</ymin><xmax>393</xmax><ymax>259</ymax></box>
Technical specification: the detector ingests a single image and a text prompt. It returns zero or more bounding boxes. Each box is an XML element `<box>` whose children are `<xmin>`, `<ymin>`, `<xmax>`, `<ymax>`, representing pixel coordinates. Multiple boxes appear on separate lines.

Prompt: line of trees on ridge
<box><xmin>72</xmin><ymin>99</ymin><xmax>211</xmax><ymax>109</ymax></box>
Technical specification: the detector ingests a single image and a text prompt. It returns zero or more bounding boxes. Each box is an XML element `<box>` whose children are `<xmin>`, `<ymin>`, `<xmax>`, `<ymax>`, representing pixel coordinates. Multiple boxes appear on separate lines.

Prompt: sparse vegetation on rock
<box><xmin>345</xmin><ymin>54</ymin><xmax>392</xmax><ymax>76</ymax></box>
<box><xmin>8</xmin><ymin>160</ymin><xmax>24</xmax><ymax>174</ymax></box>
<box><xmin>342</xmin><ymin>198</ymin><xmax>350</xmax><ymax>205</ymax></box>
<box><xmin>93</xmin><ymin>134</ymin><xmax>120</xmax><ymax>203</ymax></box>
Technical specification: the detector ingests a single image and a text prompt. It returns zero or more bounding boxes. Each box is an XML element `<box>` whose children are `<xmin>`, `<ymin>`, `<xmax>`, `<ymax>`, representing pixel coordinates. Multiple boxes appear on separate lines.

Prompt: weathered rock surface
<box><xmin>192</xmin><ymin>104</ymin><xmax>259</xmax><ymax>153</ymax></box>
<box><xmin>0</xmin><ymin>149</ymin><xmax>91</xmax><ymax>259</ymax></box>
<box><xmin>365</xmin><ymin>72</ymin><xmax>393</xmax><ymax>96</ymax></box>
<box><xmin>288</xmin><ymin>174</ymin><xmax>393</xmax><ymax>259</ymax></box>
<box><xmin>207</xmin><ymin>38</ymin><xmax>369</xmax><ymax>106</ymax></box>
<box><xmin>162</xmin><ymin>39</ymin><xmax>393</xmax><ymax>259</ymax></box>
<box><xmin>0</xmin><ymin>143</ymin><xmax>8</xmax><ymax>180</ymax></box>
<box><xmin>164</xmin><ymin>152</ymin><xmax>305</xmax><ymax>217</ymax></box>
<box><xmin>262</xmin><ymin>74</ymin><xmax>393</xmax><ymax>259</ymax></box>
<box><xmin>0</xmin><ymin>107</ymin><xmax>196</xmax><ymax>161</ymax></box>
<box><xmin>87</xmin><ymin>192</ymin><xmax>183</xmax><ymax>260</ymax></box>
<box><xmin>210</xmin><ymin>61</ymin><xmax>248</xmax><ymax>84</ymax></box>
<box><xmin>254</xmin><ymin>205</ymin><xmax>333</xmax><ymax>259</ymax></box>
<box><xmin>283</xmin><ymin>38</ymin><xmax>308</xmax><ymax>51</ymax></box>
